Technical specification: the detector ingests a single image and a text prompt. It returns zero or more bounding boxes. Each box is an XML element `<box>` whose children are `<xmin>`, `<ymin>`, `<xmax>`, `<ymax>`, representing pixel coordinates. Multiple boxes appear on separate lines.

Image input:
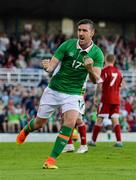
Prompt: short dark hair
<box><xmin>105</xmin><ymin>54</ymin><xmax>116</xmax><ymax>63</ymax></box>
<box><xmin>77</xmin><ymin>19</ymin><xmax>95</xmax><ymax>30</ymax></box>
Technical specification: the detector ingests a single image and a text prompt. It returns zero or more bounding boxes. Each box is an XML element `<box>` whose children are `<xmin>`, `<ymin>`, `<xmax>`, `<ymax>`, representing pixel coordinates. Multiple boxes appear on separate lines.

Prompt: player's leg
<box><xmin>16</xmin><ymin>116</ymin><xmax>47</xmax><ymax>144</ymax></box>
<box><xmin>44</xmin><ymin>110</ymin><xmax>78</xmax><ymax>168</ymax></box>
<box><xmin>88</xmin><ymin>103</ymin><xmax>109</xmax><ymax>146</ymax></box>
<box><xmin>62</xmin><ymin>128</ymin><xmax>75</xmax><ymax>152</ymax></box>
<box><xmin>60</xmin><ymin>113</ymin><xmax>75</xmax><ymax>153</ymax></box>
<box><xmin>63</xmin><ymin>97</ymin><xmax>86</xmax><ymax>153</ymax></box>
<box><xmin>17</xmin><ymin>87</ymin><xmax>54</xmax><ymax>144</ymax></box>
<box><xmin>63</xmin><ymin>114</ymin><xmax>88</xmax><ymax>153</ymax></box>
<box><xmin>111</xmin><ymin>104</ymin><xmax>123</xmax><ymax>147</ymax></box>
<box><xmin>76</xmin><ymin>116</ymin><xmax>88</xmax><ymax>153</ymax></box>
<box><xmin>112</xmin><ymin>117</ymin><xmax>122</xmax><ymax>147</ymax></box>
<box><xmin>44</xmin><ymin>95</ymin><xmax>84</xmax><ymax>169</ymax></box>
<box><xmin>88</xmin><ymin>117</ymin><xmax>103</xmax><ymax>146</ymax></box>
<box><xmin>16</xmin><ymin>101</ymin><xmax>57</xmax><ymax>144</ymax></box>
<box><xmin>112</xmin><ymin>118</ymin><xmax>123</xmax><ymax>147</ymax></box>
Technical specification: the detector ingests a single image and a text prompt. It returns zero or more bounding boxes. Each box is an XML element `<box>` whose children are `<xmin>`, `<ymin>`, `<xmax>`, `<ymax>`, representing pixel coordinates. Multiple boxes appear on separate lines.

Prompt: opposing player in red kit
<box><xmin>89</xmin><ymin>54</ymin><xmax>123</xmax><ymax>147</ymax></box>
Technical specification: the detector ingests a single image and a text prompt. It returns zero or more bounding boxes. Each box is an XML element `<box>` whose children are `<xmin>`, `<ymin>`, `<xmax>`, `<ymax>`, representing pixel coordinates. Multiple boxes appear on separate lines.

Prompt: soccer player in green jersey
<box><xmin>16</xmin><ymin>19</ymin><xmax>104</xmax><ymax>169</ymax></box>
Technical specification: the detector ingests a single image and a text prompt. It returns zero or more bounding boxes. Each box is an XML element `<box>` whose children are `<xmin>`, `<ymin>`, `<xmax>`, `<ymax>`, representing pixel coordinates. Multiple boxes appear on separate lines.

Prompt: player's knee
<box><xmin>64</xmin><ymin>119</ymin><xmax>76</xmax><ymax>128</ymax></box>
<box><xmin>96</xmin><ymin>117</ymin><xmax>103</xmax><ymax>126</ymax></box>
<box><xmin>76</xmin><ymin>118</ymin><xmax>83</xmax><ymax>125</ymax></box>
<box><xmin>112</xmin><ymin>118</ymin><xmax>119</xmax><ymax>126</ymax></box>
<box><xmin>35</xmin><ymin>117</ymin><xmax>47</xmax><ymax>128</ymax></box>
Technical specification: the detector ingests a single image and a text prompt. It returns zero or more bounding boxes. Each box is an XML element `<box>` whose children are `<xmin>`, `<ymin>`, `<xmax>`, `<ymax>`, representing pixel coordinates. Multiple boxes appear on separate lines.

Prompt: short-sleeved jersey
<box><xmin>100</xmin><ymin>65</ymin><xmax>123</xmax><ymax>104</ymax></box>
<box><xmin>49</xmin><ymin>39</ymin><xmax>104</xmax><ymax>95</ymax></box>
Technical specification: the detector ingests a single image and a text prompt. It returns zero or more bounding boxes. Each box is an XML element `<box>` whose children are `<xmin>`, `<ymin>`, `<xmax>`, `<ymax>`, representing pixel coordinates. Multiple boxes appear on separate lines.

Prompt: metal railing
<box><xmin>0</xmin><ymin>68</ymin><xmax>136</xmax><ymax>87</ymax></box>
<box><xmin>0</xmin><ymin>68</ymin><xmax>49</xmax><ymax>87</ymax></box>
<box><xmin>122</xmin><ymin>71</ymin><xmax>136</xmax><ymax>87</ymax></box>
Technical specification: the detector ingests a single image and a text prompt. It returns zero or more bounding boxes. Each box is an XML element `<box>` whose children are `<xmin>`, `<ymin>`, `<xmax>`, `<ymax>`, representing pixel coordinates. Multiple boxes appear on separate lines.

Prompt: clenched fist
<box><xmin>84</xmin><ymin>57</ymin><xmax>94</xmax><ymax>70</ymax></box>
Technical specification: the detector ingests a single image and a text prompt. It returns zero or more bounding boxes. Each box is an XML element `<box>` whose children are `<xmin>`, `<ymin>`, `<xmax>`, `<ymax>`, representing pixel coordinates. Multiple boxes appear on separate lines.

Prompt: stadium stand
<box><xmin>0</xmin><ymin>15</ymin><xmax>136</xmax><ymax>133</ymax></box>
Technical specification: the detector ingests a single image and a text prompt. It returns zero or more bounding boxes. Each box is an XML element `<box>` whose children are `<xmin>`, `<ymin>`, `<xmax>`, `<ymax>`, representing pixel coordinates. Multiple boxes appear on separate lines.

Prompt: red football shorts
<box><xmin>97</xmin><ymin>103</ymin><xmax>120</xmax><ymax>118</ymax></box>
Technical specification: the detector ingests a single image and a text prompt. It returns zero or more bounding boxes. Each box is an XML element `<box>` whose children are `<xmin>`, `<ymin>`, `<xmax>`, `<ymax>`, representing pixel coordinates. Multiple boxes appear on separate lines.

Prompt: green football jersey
<box><xmin>49</xmin><ymin>39</ymin><xmax>104</xmax><ymax>95</ymax></box>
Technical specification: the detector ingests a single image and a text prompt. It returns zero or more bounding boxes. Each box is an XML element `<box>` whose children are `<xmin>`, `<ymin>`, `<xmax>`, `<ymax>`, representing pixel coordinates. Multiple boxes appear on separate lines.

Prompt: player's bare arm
<box><xmin>42</xmin><ymin>56</ymin><xmax>60</xmax><ymax>73</ymax></box>
<box><xmin>84</xmin><ymin>57</ymin><xmax>101</xmax><ymax>84</ymax></box>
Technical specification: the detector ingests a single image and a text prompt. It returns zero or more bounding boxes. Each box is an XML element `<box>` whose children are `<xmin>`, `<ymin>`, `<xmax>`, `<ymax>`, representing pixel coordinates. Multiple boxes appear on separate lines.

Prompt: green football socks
<box><xmin>50</xmin><ymin>125</ymin><xmax>73</xmax><ymax>158</ymax></box>
<box><xmin>24</xmin><ymin>118</ymin><xmax>35</xmax><ymax>134</ymax></box>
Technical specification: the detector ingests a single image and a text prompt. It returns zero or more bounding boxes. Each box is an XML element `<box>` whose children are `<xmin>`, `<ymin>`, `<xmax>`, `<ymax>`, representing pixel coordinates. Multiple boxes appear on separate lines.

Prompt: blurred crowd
<box><xmin>0</xmin><ymin>29</ymin><xmax>136</xmax><ymax>133</ymax></box>
<box><xmin>0</xmin><ymin>30</ymin><xmax>136</xmax><ymax>71</ymax></box>
<box><xmin>0</xmin><ymin>31</ymin><xmax>65</xmax><ymax>69</ymax></box>
<box><xmin>0</xmin><ymin>83</ymin><xmax>136</xmax><ymax>133</ymax></box>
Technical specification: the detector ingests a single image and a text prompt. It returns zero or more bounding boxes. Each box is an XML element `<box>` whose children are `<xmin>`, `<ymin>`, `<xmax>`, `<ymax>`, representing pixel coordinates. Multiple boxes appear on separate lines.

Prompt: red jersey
<box><xmin>100</xmin><ymin>65</ymin><xmax>122</xmax><ymax>104</ymax></box>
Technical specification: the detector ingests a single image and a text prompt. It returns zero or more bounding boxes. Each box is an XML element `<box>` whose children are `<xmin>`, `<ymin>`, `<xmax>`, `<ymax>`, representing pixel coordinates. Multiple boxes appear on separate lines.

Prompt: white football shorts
<box><xmin>37</xmin><ymin>87</ymin><xmax>85</xmax><ymax>119</ymax></box>
<box><xmin>103</xmin><ymin>118</ymin><xmax>112</xmax><ymax>127</ymax></box>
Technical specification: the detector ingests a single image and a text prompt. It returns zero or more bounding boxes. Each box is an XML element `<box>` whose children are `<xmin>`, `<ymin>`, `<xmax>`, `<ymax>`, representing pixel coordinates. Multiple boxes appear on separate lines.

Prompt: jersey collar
<box><xmin>76</xmin><ymin>40</ymin><xmax>94</xmax><ymax>53</ymax></box>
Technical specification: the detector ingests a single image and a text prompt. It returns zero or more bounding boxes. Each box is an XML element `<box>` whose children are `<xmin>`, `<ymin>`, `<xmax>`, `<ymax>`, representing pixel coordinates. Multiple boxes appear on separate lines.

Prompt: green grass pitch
<box><xmin>0</xmin><ymin>142</ymin><xmax>136</xmax><ymax>180</ymax></box>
